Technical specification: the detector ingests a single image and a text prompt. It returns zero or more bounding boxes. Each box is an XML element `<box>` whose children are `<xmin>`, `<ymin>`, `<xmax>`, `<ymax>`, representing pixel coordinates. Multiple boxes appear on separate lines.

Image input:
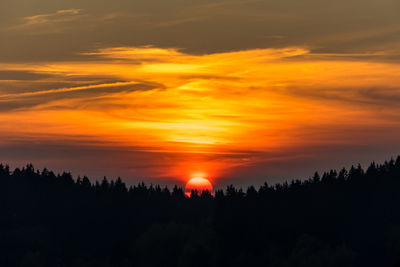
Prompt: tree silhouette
<box><xmin>1</xmin><ymin>156</ymin><xmax>400</xmax><ymax>266</ymax></box>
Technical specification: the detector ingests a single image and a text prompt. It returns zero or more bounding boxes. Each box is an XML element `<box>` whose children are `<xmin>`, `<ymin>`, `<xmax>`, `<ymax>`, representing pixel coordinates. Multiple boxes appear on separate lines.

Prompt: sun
<box><xmin>185</xmin><ymin>177</ymin><xmax>213</xmax><ymax>196</ymax></box>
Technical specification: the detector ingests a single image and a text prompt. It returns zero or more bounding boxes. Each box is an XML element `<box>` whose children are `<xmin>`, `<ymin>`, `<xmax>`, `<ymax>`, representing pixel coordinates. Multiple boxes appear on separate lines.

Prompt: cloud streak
<box><xmin>3</xmin><ymin>9</ymin><xmax>83</xmax><ymax>34</ymax></box>
<box><xmin>0</xmin><ymin>81</ymin><xmax>140</xmax><ymax>99</ymax></box>
<box><xmin>23</xmin><ymin>9</ymin><xmax>82</xmax><ymax>26</ymax></box>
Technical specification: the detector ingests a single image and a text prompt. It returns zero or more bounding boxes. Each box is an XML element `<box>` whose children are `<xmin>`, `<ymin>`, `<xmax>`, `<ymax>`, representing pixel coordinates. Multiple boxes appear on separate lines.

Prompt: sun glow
<box><xmin>1</xmin><ymin>46</ymin><xmax>400</xmax><ymax>182</ymax></box>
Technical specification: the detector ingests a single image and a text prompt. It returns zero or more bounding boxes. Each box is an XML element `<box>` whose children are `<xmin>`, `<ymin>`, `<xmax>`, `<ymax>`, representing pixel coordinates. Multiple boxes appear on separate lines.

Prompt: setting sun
<box><xmin>185</xmin><ymin>177</ymin><xmax>213</xmax><ymax>196</ymax></box>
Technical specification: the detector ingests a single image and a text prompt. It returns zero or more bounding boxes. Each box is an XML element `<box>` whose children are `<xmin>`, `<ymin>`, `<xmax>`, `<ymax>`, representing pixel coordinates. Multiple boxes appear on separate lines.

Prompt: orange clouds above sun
<box><xmin>1</xmin><ymin>46</ymin><xmax>400</xmax><ymax>184</ymax></box>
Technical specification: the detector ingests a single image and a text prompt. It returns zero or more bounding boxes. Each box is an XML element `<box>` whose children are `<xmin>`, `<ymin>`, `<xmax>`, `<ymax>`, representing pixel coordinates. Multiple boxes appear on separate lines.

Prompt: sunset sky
<box><xmin>1</xmin><ymin>0</ymin><xmax>400</xmax><ymax>187</ymax></box>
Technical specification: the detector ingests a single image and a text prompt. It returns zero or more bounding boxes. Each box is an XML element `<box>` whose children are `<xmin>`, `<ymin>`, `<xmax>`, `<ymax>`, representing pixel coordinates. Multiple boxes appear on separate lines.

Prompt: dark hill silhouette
<box><xmin>1</xmin><ymin>157</ymin><xmax>400</xmax><ymax>266</ymax></box>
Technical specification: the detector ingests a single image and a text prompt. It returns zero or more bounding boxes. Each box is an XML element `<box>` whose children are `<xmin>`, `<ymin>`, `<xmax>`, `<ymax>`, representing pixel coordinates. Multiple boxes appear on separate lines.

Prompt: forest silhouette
<box><xmin>2</xmin><ymin>157</ymin><xmax>400</xmax><ymax>266</ymax></box>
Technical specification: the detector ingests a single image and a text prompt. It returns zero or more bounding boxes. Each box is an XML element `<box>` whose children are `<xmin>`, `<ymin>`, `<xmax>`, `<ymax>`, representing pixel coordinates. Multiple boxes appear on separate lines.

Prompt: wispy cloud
<box><xmin>2</xmin><ymin>9</ymin><xmax>125</xmax><ymax>35</ymax></box>
<box><xmin>22</xmin><ymin>9</ymin><xmax>82</xmax><ymax>26</ymax></box>
<box><xmin>0</xmin><ymin>81</ymin><xmax>138</xmax><ymax>99</ymax></box>
<box><xmin>4</xmin><ymin>9</ymin><xmax>82</xmax><ymax>32</ymax></box>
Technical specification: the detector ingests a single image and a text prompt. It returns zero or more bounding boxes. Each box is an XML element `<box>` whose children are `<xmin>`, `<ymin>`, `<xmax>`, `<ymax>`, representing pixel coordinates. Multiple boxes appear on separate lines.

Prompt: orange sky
<box><xmin>1</xmin><ymin>46</ymin><xmax>400</xmax><ymax>186</ymax></box>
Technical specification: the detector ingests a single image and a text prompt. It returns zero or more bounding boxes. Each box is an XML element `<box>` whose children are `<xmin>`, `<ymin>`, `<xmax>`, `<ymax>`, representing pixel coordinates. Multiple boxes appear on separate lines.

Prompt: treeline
<box><xmin>1</xmin><ymin>157</ymin><xmax>400</xmax><ymax>266</ymax></box>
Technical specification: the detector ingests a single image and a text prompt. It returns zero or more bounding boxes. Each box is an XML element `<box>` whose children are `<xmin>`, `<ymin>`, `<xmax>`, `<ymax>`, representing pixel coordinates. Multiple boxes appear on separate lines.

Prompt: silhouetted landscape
<box><xmin>2</xmin><ymin>157</ymin><xmax>400</xmax><ymax>266</ymax></box>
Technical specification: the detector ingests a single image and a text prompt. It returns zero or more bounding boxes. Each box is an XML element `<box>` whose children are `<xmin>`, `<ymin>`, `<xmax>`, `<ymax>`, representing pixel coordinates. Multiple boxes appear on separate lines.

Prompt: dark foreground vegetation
<box><xmin>2</xmin><ymin>157</ymin><xmax>400</xmax><ymax>267</ymax></box>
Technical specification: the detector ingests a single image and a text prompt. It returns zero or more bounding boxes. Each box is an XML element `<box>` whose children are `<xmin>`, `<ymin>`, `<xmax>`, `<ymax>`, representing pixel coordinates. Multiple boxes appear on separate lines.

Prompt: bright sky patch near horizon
<box><xmin>1</xmin><ymin>0</ymin><xmax>400</xmax><ymax>187</ymax></box>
